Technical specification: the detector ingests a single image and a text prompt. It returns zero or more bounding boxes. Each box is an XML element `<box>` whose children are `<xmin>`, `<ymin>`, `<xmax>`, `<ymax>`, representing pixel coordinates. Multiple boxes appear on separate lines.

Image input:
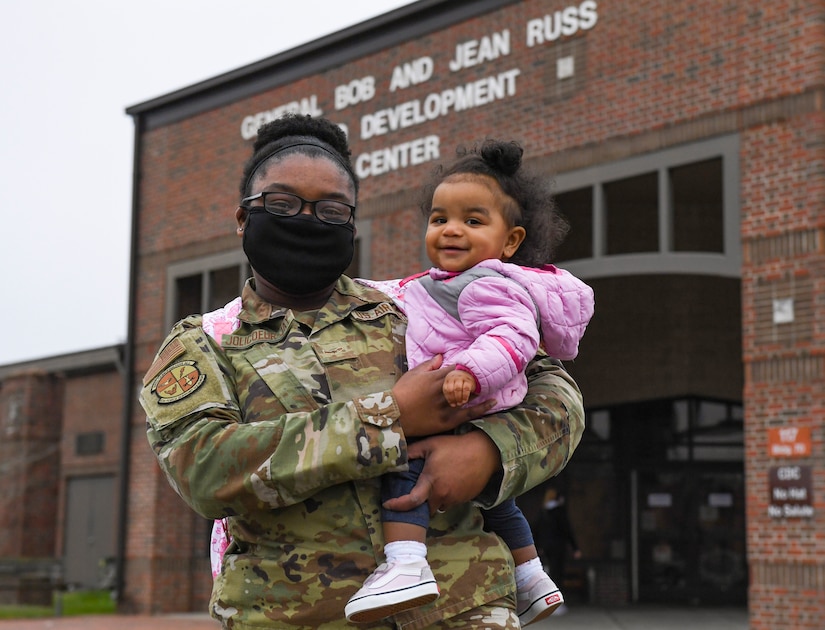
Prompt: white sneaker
<box><xmin>345</xmin><ymin>559</ymin><xmax>439</xmax><ymax>623</ymax></box>
<box><xmin>516</xmin><ymin>572</ymin><xmax>564</xmax><ymax>626</ymax></box>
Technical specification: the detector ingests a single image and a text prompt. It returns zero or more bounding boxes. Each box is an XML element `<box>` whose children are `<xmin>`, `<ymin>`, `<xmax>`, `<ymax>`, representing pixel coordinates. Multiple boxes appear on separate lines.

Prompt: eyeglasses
<box><xmin>240</xmin><ymin>191</ymin><xmax>355</xmax><ymax>225</ymax></box>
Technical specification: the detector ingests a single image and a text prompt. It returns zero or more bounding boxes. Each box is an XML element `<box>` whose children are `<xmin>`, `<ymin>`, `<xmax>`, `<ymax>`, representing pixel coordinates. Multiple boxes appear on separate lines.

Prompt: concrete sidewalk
<box><xmin>0</xmin><ymin>613</ymin><xmax>220</xmax><ymax>629</ymax></box>
<box><xmin>530</xmin><ymin>605</ymin><xmax>749</xmax><ymax>629</ymax></box>
<box><xmin>0</xmin><ymin>606</ymin><xmax>750</xmax><ymax>629</ymax></box>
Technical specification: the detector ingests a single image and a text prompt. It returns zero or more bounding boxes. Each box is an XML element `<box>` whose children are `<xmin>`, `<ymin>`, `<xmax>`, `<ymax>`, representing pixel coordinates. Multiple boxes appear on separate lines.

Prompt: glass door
<box><xmin>633</xmin><ymin>467</ymin><xmax>747</xmax><ymax>605</ymax></box>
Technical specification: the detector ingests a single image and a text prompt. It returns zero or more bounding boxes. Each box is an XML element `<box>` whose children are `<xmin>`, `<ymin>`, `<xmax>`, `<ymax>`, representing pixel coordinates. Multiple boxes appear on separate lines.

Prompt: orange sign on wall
<box><xmin>768</xmin><ymin>426</ymin><xmax>811</xmax><ymax>458</ymax></box>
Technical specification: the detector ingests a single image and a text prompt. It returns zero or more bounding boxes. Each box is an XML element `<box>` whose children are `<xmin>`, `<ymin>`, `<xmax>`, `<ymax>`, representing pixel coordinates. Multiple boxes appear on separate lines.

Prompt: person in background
<box><xmin>346</xmin><ymin>140</ymin><xmax>593</xmax><ymax>627</ymax></box>
<box><xmin>538</xmin><ymin>486</ymin><xmax>582</xmax><ymax>616</ymax></box>
<box><xmin>141</xmin><ymin>113</ymin><xmax>585</xmax><ymax>629</ymax></box>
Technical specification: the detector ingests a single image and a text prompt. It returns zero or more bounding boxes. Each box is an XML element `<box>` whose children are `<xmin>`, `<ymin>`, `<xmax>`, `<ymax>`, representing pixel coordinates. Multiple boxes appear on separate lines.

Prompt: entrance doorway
<box><xmin>563</xmin><ymin>397</ymin><xmax>746</xmax><ymax>606</ymax></box>
<box><xmin>633</xmin><ymin>466</ymin><xmax>747</xmax><ymax>605</ymax></box>
<box><xmin>64</xmin><ymin>475</ymin><xmax>116</xmax><ymax>589</ymax></box>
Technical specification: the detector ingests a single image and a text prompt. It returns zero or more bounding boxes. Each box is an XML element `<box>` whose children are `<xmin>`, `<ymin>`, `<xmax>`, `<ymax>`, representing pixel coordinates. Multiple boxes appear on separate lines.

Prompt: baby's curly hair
<box><xmin>240</xmin><ymin>113</ymin><xmax>358</xmax><ymax>200</ymax></box>
<box><xmin>420</xmin><ymin>139</ymin><xmax>569</xmax><ymax>267</ymax></box>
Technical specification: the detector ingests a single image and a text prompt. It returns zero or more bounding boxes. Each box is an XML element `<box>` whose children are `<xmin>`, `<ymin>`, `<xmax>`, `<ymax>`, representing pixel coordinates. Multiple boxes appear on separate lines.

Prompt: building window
<box><xmin>579</xmin><ymin>397</ymin><xmax>743</xmax><ymax>464</ymax></box>
<box><xmin>553</xmin><ymin>135</ymin><xmax>739</xmax><ymax>279</ymax></box>
<box><xmin>555</xmin><ymin>187</ymin><xmax>593</xmax><ymax>262</ymax></box>
<box><xmin>604</xmin><ymin>171</ymin><xmax>659</xmax><ymax>255</ymax></box>
<box><xmin>174</xmin><ymin>267</ymin><xmax>244</xmax><ymax>323</ymax></box>
<box><xmin>166</xmin><ymin>251</ymin><xmax>250</xmax><ymax>330</ymax></box>
<box><xmin>4</xmin><ymin>392</ymin><xmax>24</xmax><ymax>437</ymax></box>
<box><xmin>670</xmin><ymin>158</ymin><xmax>723</xmax><ymax>253</ymax></box>
<box><xmin>76</xmin><ymin>432</ymin><xmax>104</xmax><ymax>456</ymax></box>
<box><xmin>347</xmin><ymin>240</ymin><xmax>361</xmax><ymax>279</ymax></box>
<box><xmin>174</xmin><ymin>274</ymin><xmax>203</xmax><ymax>324</ymax></box>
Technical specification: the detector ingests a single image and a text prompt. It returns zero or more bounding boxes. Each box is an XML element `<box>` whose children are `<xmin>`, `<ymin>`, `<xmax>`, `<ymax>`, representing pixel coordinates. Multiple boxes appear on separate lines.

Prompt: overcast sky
<box><xmin>0</xmin><ymin>0</ymin><xmax>415</xmax><ymax>365</ymax></box>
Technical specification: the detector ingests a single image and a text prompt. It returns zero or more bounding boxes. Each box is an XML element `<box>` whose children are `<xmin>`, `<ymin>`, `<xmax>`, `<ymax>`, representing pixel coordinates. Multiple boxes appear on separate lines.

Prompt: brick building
<box><xmin>2</xmin><ymin>0</ymin><xmax>821</xmax><ymax>627</ymax></box>
<box><xmin>0</xmin><ymin>346</ymin><xmax>124</xmax><ymax>603</ymax></box>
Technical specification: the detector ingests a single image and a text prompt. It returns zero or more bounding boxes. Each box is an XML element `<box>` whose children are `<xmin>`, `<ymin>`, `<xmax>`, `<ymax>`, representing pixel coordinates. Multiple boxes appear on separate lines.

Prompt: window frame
<box><xmin>165</xmin><ymin>250</ymin><xmax>249</xmax><ymax>332</ymax></box>
<box><xmin>554</xmin><ymin>134</ymin><xmax>741</xmax><ymax>279</ymax></box>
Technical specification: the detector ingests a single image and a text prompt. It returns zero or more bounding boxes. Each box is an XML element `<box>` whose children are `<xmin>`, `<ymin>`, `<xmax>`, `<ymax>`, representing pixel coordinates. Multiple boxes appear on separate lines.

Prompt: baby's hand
<box><xmin>443</xmin><ymin>369</ymin><xmax>477</xmax><ymax>407</ymax></box>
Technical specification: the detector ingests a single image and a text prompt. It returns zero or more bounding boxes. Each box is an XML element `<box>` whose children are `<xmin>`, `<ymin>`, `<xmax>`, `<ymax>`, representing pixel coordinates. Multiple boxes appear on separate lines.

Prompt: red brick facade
<box><xmin>0</xmin><ymin>372</ymin><xmax>61</xmax><ymax>561</ymax></box>
<box><xmin>0</xmin><ymin>348</ymin><xmax>123</xmax><ymax>604</ymax></box>
<box><xmin>0</xmin><ymin>372</ymin><xmax>62</xmax><ymax>606</ymax></box>
<box><xmin>741</xmin><ymin>112</ymin><xmax>825</xmax><ymax>627</ymax></box>
<box><xmin>3</xmin><ymin>1</ymin><xmax>820</xmax><ymax>627</ymax></box>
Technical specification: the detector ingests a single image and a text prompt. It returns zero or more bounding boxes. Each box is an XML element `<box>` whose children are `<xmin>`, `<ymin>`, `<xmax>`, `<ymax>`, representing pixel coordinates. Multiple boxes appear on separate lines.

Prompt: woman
<box><xmin>140</xmin><ymin>113</ymin><xmax>585</xmax><ymax>629</ymax></box>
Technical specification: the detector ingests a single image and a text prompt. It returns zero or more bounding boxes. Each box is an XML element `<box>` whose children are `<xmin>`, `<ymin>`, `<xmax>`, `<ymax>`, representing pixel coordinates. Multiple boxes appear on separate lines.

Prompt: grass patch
<box><xmin>0</xmin><ymin>590</ymin><xmax>116</xmax><ymax>619</ymax></box>
<box><xmin>0</xmin><ymin>604</ymin><xmax>53</xmax><ymax>619</ymax></box>
<box><xmin>58</xmin><ymin>589</ymin><xmax>116</xmax><ymax>615</ymax></box>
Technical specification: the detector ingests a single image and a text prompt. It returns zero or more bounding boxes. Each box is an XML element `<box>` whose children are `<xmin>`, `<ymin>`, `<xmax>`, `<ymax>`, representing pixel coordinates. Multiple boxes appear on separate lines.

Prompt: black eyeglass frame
<box><xmin>240</xmin><ymin>191</ymin><xmax>355</xmax><ymax>225</ymax></box>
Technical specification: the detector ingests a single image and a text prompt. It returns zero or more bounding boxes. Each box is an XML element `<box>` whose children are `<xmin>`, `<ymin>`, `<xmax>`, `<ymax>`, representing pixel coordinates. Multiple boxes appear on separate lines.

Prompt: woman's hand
<box><xmin>382</xmin><ymin>430</ymin><xmax>500</xmax><ymax>515</ymax></box>
<box><xmin>392</xmin><ymin>355</ymin><xmax>495</xmax><ymax>437</ymax></box>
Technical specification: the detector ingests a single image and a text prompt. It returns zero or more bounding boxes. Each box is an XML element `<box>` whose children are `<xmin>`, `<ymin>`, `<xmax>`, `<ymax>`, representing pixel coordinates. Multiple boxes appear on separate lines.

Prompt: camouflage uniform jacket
<box><xmin>141</xmin><ymin>276</ymin><xmax>585</xmax><ymax>629</ymax></box>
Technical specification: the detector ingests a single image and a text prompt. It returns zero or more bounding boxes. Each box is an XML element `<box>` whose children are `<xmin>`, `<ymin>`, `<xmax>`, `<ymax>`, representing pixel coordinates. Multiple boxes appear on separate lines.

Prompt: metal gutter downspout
<box><xmin>115</xmin><ymin>110</ymin><xmax>143</xmax><ymax>605</ymax></box>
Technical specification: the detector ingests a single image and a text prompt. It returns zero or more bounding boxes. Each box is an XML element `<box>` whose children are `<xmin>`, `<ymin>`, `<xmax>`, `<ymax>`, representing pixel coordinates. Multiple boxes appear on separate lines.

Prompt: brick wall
<box><xmin>0</xmin><ymin>373</ymin><xmax>61</xmax><ymax>559</ymax></box>
<box><xmin>0</xmin><ymin>373</ymin><xmax>61</xmax><ymax>606</ymax></box>
<box><xmin>58</xmin><ymin>369</ymin><xmax>124</xmax><ymax>570</ymax></box>
<box><xmin>741</xmin><ymin>112</ymin><xmax>825</xmax><ymax>629</ymax></box>
<box><xmin>0</xmin><ymin>360</ymin><xmax>126</xmax><ymax>604</ymax></box>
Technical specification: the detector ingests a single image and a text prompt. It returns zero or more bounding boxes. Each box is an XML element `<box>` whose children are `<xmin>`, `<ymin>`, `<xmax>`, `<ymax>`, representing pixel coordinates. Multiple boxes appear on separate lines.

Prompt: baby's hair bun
<box><xmin>480</xmin><ymin>139</ymin><xmax>523</xmax><ymax>176</ymax></box>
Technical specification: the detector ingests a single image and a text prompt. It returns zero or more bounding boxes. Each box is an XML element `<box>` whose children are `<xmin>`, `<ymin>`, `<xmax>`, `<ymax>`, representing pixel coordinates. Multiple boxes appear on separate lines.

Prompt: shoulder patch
<box><xmin>143</xmin><ymin>338</ymin><xmax>186</xmax><ymax>386</ymax></box>
<box><xmin>150</xmin><ymin>360</ymin><xmax>206</xmax><ymax>404</ymax></box>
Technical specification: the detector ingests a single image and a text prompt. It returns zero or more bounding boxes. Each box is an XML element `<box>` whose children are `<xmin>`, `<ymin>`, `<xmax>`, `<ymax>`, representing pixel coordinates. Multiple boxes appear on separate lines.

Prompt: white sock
<box><xmin>514</xmin><ymin>557</ymin><xmax>544</xmax><ymax>590</ymax></box>
<box><xmin>385</xmin><ymin>540</ymin><xmax>427</xmax><ymax>564</ymax></box>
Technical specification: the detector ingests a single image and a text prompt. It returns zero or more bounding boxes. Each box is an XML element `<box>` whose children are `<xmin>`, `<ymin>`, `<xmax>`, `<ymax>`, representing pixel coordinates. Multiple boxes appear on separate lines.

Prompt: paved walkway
<box><xmin>531</xmin><ymin>605</ymin><xmax>749</xmax><ymax>629</ymax></box>
<box><xmin>0</xmin><ymin>606</ymin><xmax>750</xmax><ymax>629</ymax></box>
<box><xmin>0</xmin><ymin>613</ymin><xmax>219</xmax><ymax>629</ymax></box>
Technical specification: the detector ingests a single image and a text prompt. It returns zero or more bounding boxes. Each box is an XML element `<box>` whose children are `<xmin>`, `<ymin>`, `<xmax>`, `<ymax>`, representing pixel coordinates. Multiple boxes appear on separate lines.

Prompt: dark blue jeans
<box><xmin>381</xmin><ymin>456</ymin><xmax>535</xmax><ymax>550</ymax></box>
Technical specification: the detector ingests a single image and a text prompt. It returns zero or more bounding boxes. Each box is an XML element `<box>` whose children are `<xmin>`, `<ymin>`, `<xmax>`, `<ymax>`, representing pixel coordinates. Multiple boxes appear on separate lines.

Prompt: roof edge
<box><xmin>0</xmin><ymin>344</ymin><xmax>124</xmax><ymax>378</ymax></box>
<box><xmin>125</xmin><ymin>0</ymin><xmax>518</xmax><ymax>127</ymax></box>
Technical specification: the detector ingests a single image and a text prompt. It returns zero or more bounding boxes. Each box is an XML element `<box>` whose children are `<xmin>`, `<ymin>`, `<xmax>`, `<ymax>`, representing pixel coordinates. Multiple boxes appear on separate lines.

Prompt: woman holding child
<box><xmin>141</xmin><ymin>113</ymin><xmax>586</xmax><ymax>629</ymax></box>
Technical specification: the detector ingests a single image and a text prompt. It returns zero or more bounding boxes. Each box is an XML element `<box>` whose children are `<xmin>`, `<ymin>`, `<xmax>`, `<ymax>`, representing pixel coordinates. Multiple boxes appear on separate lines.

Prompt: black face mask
<box><xmin>242</xmin><ymin>211</ymin><xmax>355</xmax><ymax>295</ymax></box>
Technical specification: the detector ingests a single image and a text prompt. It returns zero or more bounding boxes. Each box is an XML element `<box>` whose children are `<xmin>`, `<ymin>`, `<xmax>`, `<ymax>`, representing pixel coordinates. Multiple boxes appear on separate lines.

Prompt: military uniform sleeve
<box><xmin>468</xmin><ymin>354</ymin><xmax>585</xmax><ymax>508</ymax></box>
<box><xmin>140</xmin><ymin>322</ymin><xmax>407</xmax><ymax>520</ymax></box>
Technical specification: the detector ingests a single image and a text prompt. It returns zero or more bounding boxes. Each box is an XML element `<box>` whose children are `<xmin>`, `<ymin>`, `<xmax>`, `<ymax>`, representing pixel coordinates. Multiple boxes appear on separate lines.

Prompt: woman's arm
<box><xmin>141</xmin><ymin>323</ymin><xmax>409</xmax><ymax>519</ymax></box>
<box><xmin>472</xmin><ymin>355</ymin><xmax>584</xmax><ymax>506</ymax></box>
<box><xmin>142</xmin><ymin>324</ymin><xmax>492</xmax><ymax>520</ymax></box>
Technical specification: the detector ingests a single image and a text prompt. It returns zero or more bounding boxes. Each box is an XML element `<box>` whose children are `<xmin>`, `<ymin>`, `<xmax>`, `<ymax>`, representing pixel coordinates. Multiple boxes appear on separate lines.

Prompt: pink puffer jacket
<box><xmin>364</xmin><ymin>259</ymin><xmax>594</xmax><ymax>413</ymax></box>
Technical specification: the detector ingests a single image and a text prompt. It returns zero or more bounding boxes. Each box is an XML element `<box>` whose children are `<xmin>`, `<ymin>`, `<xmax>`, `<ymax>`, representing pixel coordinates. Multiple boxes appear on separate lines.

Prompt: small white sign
<box><xmin>709</xmin><ymin>492</ymin><xmax>733</xmax><ymax>507</ymax></box>
<box><xmin>772</xmin><ymin>298</ymin><xmax>794</xmax><ymax>324</ymax></box>
<box><xmin>557</xmin><ymin>56</ymin><xmax>575</xmax><ymax>79</ymax></box>
<box><xmin>648</xmin><ymin>493</ymin><xmax>672</xmax><ymax>508</ymax></box>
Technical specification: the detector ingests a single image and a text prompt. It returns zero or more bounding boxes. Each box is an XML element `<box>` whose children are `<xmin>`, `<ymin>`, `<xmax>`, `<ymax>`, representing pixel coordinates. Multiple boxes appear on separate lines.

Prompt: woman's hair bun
<box><xmin>480</xmin><ymin>139</ymin><xmax>523</xmax><ymax>176</ymax></box>
<box><xmin>253</xmin><ymin>113</ymin><xmax>351</xmax><ymax>159</ymax></box>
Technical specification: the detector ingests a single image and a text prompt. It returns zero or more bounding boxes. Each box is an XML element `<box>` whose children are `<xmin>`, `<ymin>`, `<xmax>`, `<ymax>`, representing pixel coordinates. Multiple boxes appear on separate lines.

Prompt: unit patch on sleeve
<box><xmin>151</xmin><ymin>360</ymin><xmax>206</xmax><ymax>403</ymax></box>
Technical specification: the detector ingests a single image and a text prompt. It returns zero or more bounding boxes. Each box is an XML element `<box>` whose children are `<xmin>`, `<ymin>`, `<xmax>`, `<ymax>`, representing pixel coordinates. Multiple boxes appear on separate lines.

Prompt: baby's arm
<box><xmin>452</xmin><ymin>277</ymin><xmax>540</xmax><ymax>399</ymax></box>
<box><xmin>443</xmin><ymin>368</ymin><xmax>477</xmax><ymax>406</ymax></box>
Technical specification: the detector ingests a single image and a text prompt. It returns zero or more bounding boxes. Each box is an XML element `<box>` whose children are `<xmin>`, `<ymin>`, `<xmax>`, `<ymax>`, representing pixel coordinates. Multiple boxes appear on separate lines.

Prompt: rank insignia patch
<box><xmin>151</xmin><ymin>360</ymin><xmax>206</xmax><ymax>403</ymax></box>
